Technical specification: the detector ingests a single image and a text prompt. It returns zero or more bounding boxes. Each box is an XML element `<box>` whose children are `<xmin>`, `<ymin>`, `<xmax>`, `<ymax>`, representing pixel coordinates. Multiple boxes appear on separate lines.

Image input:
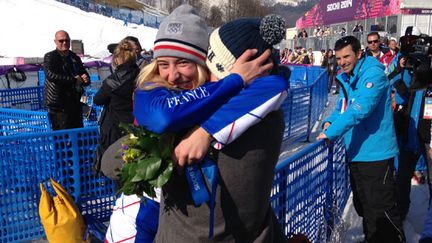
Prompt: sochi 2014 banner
<box><xmin>296</xmin><ymin>0</ymin><xmax>402</xmax><ymax>29</ymax></box>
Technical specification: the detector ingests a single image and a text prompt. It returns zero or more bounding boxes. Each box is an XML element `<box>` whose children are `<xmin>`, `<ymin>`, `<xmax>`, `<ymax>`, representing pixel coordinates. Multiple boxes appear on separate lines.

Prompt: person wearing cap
<box><xmin>106</xmin><ymin>36</ymin><xmax>144</xmax><ymax>71</ymax></box>
<box><xmin>380</xmin><ymin>37</ymin><xmax>399</xmax><ymax>68</ymax></box>
<box><xmin>317</xmin><ymin>35</ymin><xmax>404</xmax><ymax>242</ymax></box>
<box><xmin>106</xmin><ymin>4</ymin><xmax>289</xmax><ymax>243</ymax></box>
<box><xmin>387</xmin><ymin>26</ymin><xmax>432</xmax><ymax>221</ymax></box>
<box><xmin>92</xmin><ymin>38</ymin><xmax>140</xmax><ymax>174</ymax></box>
<box><xmin>122</xmin><ymin>36</ymin><xmax>146</xmax><ymax>67</ymax></box>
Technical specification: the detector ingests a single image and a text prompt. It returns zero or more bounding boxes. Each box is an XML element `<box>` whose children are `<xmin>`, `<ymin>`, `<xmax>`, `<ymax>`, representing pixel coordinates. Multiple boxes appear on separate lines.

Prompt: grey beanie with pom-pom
<box><xmin>206</xmin><ymin>14</ymin><xmax>286</xmax><ymax>79</ymax></box>
<box><xmin>154</xmin><ymin>4</ymin><xmax>209</xmax><ymax>66</ymax></box>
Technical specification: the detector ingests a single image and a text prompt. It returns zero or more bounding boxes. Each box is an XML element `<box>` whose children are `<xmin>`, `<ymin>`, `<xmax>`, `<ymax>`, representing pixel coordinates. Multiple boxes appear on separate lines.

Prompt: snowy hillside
<box><xmin>0</xmin><ymin>0</ymin><xmax>158</xmax><ymax>58</ymax></box>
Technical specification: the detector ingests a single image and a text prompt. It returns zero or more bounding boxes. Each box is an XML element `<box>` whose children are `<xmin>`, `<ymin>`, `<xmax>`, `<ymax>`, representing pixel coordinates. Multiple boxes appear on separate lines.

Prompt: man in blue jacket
<box><xmin>317</xmin><ymin>36</ymin><xmax>404</xmax><ymax>242</ymax></box>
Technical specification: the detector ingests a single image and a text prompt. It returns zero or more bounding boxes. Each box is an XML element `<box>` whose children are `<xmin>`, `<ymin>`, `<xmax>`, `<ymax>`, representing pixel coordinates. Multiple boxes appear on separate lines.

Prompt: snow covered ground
<box><xmin>0</xmin><ymin>0</ymin><xmax>158</xmax><ymax>59</ymax></box>
<box><xmin>341</xmin><ymin>181</ymin><xmax>429</xmax><ymax>243</ymax></box>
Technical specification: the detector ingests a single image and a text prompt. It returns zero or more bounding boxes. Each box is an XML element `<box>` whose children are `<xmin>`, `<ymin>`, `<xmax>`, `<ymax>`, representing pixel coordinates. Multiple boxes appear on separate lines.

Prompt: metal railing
<box><xmin>284</xmin><ymin>34</ymin><xmax>367</xmax><ymax>51</ymax></box>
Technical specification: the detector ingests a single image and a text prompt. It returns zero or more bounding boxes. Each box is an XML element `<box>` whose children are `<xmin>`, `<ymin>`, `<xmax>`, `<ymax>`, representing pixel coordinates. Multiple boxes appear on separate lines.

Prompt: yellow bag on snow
<box><xmin>39</xmin><ymin>178</ymin><xmax>88</xmax><ymax>243</ymax></box>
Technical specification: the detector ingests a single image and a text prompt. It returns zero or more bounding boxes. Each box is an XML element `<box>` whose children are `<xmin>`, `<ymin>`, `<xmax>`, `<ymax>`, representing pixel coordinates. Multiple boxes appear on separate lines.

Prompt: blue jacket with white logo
<box><xmin>323</xmin><ymin>56</ymin><xmax>399</xmax><ymax>162</ymax></box>
<box><xmin>133</xmin><ymin>74</ymin><xmax>289</xmax><ymax>137</ymax></box>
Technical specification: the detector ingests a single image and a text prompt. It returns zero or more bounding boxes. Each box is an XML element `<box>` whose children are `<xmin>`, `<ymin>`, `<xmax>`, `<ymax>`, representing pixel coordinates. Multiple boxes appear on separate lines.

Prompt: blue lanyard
<box><xmin>185</xmin><ymin>156</ymin><xmax>219</xmax><ymax>238</ymax></box>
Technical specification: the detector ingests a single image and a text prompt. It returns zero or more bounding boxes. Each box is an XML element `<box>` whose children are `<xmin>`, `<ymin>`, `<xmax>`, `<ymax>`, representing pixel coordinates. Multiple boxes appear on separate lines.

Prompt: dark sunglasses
<box><xmin>58</xmin><ymin>39</ymin><xmax>70</xmax><ymax>43</ymax></box>
<box><xmin>367</xmin><ymin>39</ymin><xmax>379</xmax><ymax>44</ymax></box>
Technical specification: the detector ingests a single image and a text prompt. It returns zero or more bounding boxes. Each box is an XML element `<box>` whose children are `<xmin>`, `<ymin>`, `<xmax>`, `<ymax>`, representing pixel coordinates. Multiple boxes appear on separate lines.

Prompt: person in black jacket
<box><xmin>93</xmin><ymin>38</ymin><xmax>140</xmax><ymax>173</ymax></box>
<box><xmin>44</xmin><ymin>30</ymin><xmax>90</xmax><ymax>130</ymax></box>
<box><xmin>321</xmin><ymin>49</ymin><xmax>339</xmax><ymax>94</ymax></box>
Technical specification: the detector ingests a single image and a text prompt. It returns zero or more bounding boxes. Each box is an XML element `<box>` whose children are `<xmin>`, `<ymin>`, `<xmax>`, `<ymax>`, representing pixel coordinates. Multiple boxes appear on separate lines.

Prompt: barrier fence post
<box><xmin>70</xmin><ymin>131</ymin><xmax>82</xmax><ymax>200</ymax></box>
<box><xmin>325</xmin><ymin>142</ymin><xmax>335</xmax><ymax>239</ymax></box>
<box><xmin>306</xmin><ymin>85</ymin><xmax>313</xmax><ymax>142</ymax></box>
<box><xmin>280</xmin><ymin>169</ymin><xmax>287</xmax><ymax>235</ymax></box>
<box><xmin>287</xmin><ymin>92</ymin><xmax>293</xmax><ymax>138</ymax></box>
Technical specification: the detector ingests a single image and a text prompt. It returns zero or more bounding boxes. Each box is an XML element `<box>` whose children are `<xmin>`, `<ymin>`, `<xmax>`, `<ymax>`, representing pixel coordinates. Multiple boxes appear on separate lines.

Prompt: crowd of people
<box><xmin>279</xmin><ymin>47</ymin><xmax>315</xmax><ymax>65</ymax></box>
<box><xmin>41</xmin><ymin>4</ymin><xmax>432</xmax><ymax>242</ymax></box>
<box><xmin>293</xmin><ymin>23</ymin><xmax>365</xmax><ymax>51</ymax></box>
<box><xmin>295</xmin><ymin>23</ymin><xmax>363</xmax><ymax>40</ymax></box>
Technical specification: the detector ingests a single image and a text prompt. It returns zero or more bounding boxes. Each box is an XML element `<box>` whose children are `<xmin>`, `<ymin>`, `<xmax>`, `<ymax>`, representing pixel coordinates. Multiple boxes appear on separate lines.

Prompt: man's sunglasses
<box><xmin>58</xmin><ymin>39</ymin><xmax>70</xmax><ymax>43</ymax></box>
<box><xmin>367</xmin><ymin>39</ymin><xmax>379</xmax><ymax>44</ymax></box>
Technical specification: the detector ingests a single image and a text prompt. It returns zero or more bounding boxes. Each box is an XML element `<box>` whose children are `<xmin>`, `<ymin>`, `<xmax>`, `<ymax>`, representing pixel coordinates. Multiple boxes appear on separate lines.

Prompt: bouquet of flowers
<box><xmin>117</xmin><ymin>123</ymin><xmax>176</xmax><ymax>198</ymax></box>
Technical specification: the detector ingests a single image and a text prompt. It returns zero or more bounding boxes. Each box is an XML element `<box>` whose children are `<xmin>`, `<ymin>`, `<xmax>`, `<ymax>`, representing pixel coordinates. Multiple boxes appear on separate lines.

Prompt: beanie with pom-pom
<box><xmin>206</xmin><ymin>14</ymin><xmax>286</xmax><ymax>79</ymax></box>
<box><xmin>154</xmin><ymin>4</ymin><xmax>209</xmax><ymax>67</ymax></box>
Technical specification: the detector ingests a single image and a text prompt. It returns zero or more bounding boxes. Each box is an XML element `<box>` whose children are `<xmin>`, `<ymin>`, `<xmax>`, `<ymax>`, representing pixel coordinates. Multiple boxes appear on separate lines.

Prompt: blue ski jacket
<box><xmin>323</xmin><ymin>56</ymin><xmax>399</xmax><ymax>162</ymax></box>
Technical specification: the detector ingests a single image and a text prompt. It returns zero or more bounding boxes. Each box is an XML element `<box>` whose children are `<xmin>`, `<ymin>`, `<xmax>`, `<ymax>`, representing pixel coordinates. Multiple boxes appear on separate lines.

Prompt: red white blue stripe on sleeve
<box><xmin>211</xmin><ymin>91</ymin><xmax>288</xmax><ymax>149</ymax></box>
<box><xmin>105</xmin><ymin>194</ymin><xmax>140</xmax><ymax>243</ymax></box>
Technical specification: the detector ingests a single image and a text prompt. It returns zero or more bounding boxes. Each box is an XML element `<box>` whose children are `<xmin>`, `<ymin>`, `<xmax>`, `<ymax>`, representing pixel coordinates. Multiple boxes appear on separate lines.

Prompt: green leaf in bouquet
<box><xmin>132</xmin><ymin>156</ymin><xmax>162</xmax><ymax>182</ymax></box>
<box><xmin>120</xmin><ymin>163</ymin><xmax>130</xmax><ymax>182</ymax></box>
<box><xmin>125</xmin><ymin>162</ymin><xmax>138</xmax><ymax>180</ymax></box>
<box><xmin>117</xmin><ymin>122</ymin><xmax>176</xmax><ymax>198</ymax></box>
<box><xmin>148</xmin><ymin>161</ymin><xmax>173</xmax><ymax>188</ymax></box>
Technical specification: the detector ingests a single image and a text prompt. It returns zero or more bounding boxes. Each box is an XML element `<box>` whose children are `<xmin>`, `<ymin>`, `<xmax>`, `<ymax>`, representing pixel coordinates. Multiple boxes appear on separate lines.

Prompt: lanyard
<box><xmin>185</xmin><ymin>156</ymin><xmax>219</xmax><ymax>238</ymax></box>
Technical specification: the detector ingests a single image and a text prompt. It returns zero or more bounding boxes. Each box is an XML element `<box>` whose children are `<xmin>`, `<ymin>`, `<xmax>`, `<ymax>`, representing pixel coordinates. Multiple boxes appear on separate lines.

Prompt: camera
<box><xmin>399</xmin><ymin>34</ymin><xmax>432</xmax><ymax>69</ymax></box>
<box><xmin>399</xmin><ymin>33</ymin><xmax>432</xmax><ymax>89</ymax></box>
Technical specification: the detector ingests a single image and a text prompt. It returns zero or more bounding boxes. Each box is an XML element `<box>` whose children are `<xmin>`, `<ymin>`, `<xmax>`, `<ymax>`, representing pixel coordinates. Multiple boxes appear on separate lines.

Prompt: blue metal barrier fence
<box><xmin>0</xmin><ymin>127</ymin><xmax>116</xmax><ymax>242</ymax></box>
<box><xmin>271</xmin><ymin>138</ymin><xmax>350</xmax><ymax>242</ymax></box>
<box><xmin>0</xmin><ymin>85</ymin><xmax>102</xmax><ymax>135</ymax></box>
<box><xmin>281</xmin><ymin>65</ymin><xmax>328</xmax><ymax>147</ymax></box>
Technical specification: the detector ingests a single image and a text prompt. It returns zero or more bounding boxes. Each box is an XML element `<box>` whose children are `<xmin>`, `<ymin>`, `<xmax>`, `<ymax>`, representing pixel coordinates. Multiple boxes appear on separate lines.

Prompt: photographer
<box><xmin>387</xmin><ymin>26</ymin><xmax>432</xmax><ymax>220</ymax></box>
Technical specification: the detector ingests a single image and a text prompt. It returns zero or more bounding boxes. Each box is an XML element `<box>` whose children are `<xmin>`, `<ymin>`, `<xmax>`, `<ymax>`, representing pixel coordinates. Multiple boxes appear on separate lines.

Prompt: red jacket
<box><xmin>380</xmin><ymin>50</ymin><xmax>397</xmax><ymax>67</ymax></box>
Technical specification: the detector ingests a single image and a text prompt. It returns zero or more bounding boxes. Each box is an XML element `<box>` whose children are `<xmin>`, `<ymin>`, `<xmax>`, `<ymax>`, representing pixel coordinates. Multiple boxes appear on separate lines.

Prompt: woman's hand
<box><xmin>174</xmin><ymin>126</ymin><xmax>213</xmax><ymax>168</ymax></box>
<box><xmin>231</xmin><ymin>49</ymin><xmax>273</xmax><ymax>85</ymax></box>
